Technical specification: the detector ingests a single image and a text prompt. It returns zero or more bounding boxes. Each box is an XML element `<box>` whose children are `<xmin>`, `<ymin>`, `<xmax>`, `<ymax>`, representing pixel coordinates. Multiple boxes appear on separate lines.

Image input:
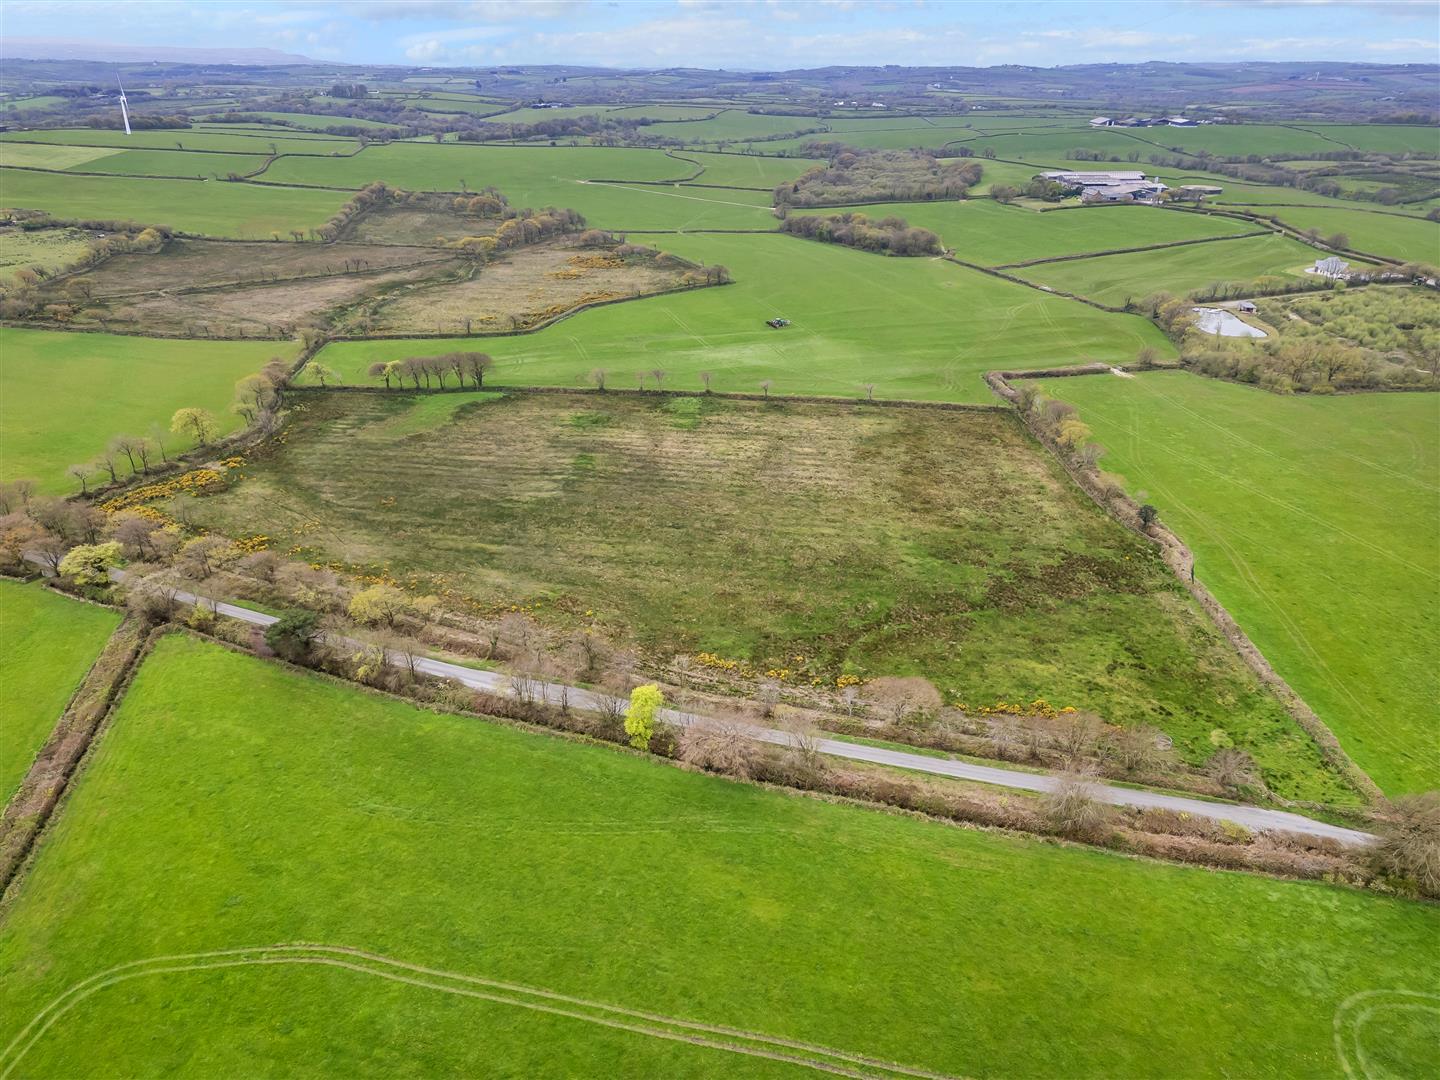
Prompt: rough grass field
<box><xmin>360</xmin><ymin>242</ymin><xmax>691</xmax><ymax>335</ymax></box>
<box><xmin>0</xmin><ymin>327</ymin><xmax>297</xmax><ymax>492</ymax></box>
<box><xmin>63</xmin><ymin>237</ymin><xmax>448</xmax><ymax>297</ymax></box>
<box><xmin>0</xmin><ymin>634</ymin><xmax>1434</xmax><ymax>1078</ymax></box>
<box><xmin>0</xmin><ymin>169</ymin><xmax>349</xmax><ymax>239</ymax></box>
<box><xmin>1015</xmin><ymin>233</ymin><xmax>1338</xmax><ymax>306</ymax></box>
<box><xmin>308</xmin><ymin>232</ymin><xmax>1173</xmax><ymax>401</ymax></box>
<box><xmin>0</xmin><ymin>580</ymin><xmax>120</xmax><ymax>803</ymax></box>
<box><xmin>191</xmin><ymin>391</ymin><xmax>1350</xmax><ymax>799</ymax></box>
<box><xmin>0</xmin><ymin>225</ymin><xmax>97</xmax><ymax>280</ymax></box>
<box><xmin>1043</xmin><ymin>371</ymin><xmax>1440</xmax><ymax>795</ymax></box>
<box><xmin>794</xmin><ymin>201</ymin><xmax>1259</xmax><ymax>266</ymax></box>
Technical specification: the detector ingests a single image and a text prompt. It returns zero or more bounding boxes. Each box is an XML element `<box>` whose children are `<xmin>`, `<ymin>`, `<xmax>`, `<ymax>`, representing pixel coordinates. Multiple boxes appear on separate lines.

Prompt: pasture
<box><xmin>0</xmin><ymin>580</ymin><xmax>121</xmax><ymax>803</ymax></box>
<box><xmin>0</xmin><ymin>169</ymin><xmax>349</xmax><ymax>238</ymax></box>
<box><xmin>0</xmin><ymin>127</ymin><xmax>359</xmax><ymax>154</ymax></box>
<box><xmin>1014</xmin><ymin>233</ymin><xmax>1338</xmax><ymax>306</ymax></box>
<box><xmin>189</xmin><ymin>391</ymin><xmax>1348</xmax><ymax>800</ymax></box>
<box><xmin>308</xmin><ymin>231</ymin><xmax>1173</xmax><ymax>402</ymax></box>
<box><xmin>1042</xmin><ymin>370</ymin><xmax>1440</xmax><ymax>795</ymax></box>
<box><xmin>0</xmin><ymin>142</ymin><xmax>124</xmax><ymax>170</ymax></box>
<box><xmin>0</xmin><ymin>633</ymin><xmax>1432</xmax><ymax>1077</ymax></box>
<box><xmin>67</xmin><ymin>149</ymin><xmax>271</xmax><ymax>179</ymax></box>
<box><xmin>794</xmin><ymin>201</ymin><xmax>1260</xmax><ymax>266</ymax></box>
<box><xmin>0</xmin><ymin>328</ymin><xmax>295</xmax><ymax>492</ymax></box>
<box><xmin>256</xmin><ymin>142</ymin><xmax>779</xmax><ymax>230</ymax></box>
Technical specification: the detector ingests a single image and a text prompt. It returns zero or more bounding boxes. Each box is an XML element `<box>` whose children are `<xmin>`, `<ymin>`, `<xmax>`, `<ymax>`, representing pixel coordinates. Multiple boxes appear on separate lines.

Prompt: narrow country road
<box><xmin>103</xmin><ymin>566</ymin><xmax>1378</xmax><ymax>846</ymax></box>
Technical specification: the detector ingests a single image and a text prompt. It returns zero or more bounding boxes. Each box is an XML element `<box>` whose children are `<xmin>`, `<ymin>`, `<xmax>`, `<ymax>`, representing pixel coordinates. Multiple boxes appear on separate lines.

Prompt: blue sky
<box><xmin>2</xmin><ymin>1</ymin><xmax>1437</xmax><ymax>68</ymax></box>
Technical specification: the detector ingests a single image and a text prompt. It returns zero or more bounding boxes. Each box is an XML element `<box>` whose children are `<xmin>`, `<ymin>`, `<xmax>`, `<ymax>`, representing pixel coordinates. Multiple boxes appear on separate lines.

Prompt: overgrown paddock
<box><xmin>175</xmin><ymin>389</ymin><xmax>1353</xmax><ymax>801</ymax></box>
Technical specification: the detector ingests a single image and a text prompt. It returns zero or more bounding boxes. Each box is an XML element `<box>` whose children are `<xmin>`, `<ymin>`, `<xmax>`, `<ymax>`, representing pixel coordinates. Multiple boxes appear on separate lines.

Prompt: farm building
<box><xmin>1089</xmin><ymin>116</ymin><xmax>1114</xmax><ymax>127</ymax></box>
<box><xmin>1165</xmin><ymin>116</ymin><xmax>1197</xmax><ymax>126</ymax></box>
<box><xmin>1179</xmin><ymin>184</ymin><xmax>1224</xmax><ymax>196</ymax></box>
<box><xmin>1236</xmin><ymin>300</ymin><xmax>1258</xmax><ymax>313</ymax></box>
<box><xmin>1039</xmin><ymin>170</ymin><xmax>1168</xmax><ymax>201</ymax></box>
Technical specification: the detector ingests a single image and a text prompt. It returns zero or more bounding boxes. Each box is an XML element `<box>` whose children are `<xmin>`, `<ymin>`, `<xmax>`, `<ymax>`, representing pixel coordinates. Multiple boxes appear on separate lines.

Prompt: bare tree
<box><xmin>862</xmin><ymin>383</ymin><xmax>876</xmax><ymax>402</ymax></box>
<box><xmin>1103</xmin><ymin>725</ymin><xmax>1170</xmax><ymax>775</ymax></box>
<box><xmin>95</xmin><ymin>446</ymin><xmax>120</xmax><ymax>484</ymax></box>
<box><xmin>1371</xmin><ymin>792</ymin><xmax>1440</xmax><ymax>897</ymax></box>
<box><xmin>1041</xmin><ymin>771</ymin><xmax>1112</xmax><ymax>839</ymax></box>
<box><xmin>110</xmin><ymin>435</ymin><xmax>143</xmax><ymax>475</ymax></box>
<box><xmin>759</xmin><ymin>379</ymin><xmax>772</xmax><ymax>399</ymax></box>
<box><xmin>589</xmin><ymin>368</ymin><xmax>608</xmax><ymax>392</ymax></box>
<box><xmin>699</xmin><ymin>371</ymin><xmax>713</xmax><ymax>393</ymax></box>
<box><xmin>780</xmin><ymin>717</ymin><xmax>827</xmax><ymax>785</ymax></box>
<box><xmin>1207</xmin><ymin>747</ymin><xmax>1259</xmax><ymax>793</ymax></box>
<box><xmin>1054</xmin><ymin>712</ymin><xmax>1103</xmax><ymax>763</ymax></box>
<box><xmin>863</xmin><ymin>676</ymin><xmax>942</xmax><ymax>725</ymax></box>
<box><xmin>67</xmin><ymin>464</ymin><xmax>91</xmax><ymax>494</ymax></box>
<box><xmin>650</xmin><ymin>368</ymin><xmax>667</xmax><ymax>390</ymax></box>
<box><xmin>679</xmin><ymin>718</ymin><xmax>758</xmax><ymax>778</ymax></box>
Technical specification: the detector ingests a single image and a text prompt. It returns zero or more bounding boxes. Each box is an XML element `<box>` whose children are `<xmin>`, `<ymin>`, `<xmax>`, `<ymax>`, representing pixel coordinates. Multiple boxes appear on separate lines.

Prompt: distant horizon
<box><xmin>0</xmin><ymin>0</ymin><xmax>1437</xmax><ymax>69</ymax></box>
<box><xmin>4</xmin><ymin>37</ymin><xmax>1440</xmax><ymax>74</ymax></box>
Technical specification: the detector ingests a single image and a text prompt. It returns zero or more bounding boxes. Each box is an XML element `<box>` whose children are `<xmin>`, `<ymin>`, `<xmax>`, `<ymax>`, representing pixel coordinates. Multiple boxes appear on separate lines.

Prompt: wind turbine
<box><xmin>117</xmin><ymin>76</ymin><xmax>131</xmax><ymax>136</ymax></box>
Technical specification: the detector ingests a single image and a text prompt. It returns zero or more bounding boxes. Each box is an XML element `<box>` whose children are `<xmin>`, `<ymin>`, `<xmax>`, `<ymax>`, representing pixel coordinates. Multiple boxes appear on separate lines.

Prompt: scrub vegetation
<box><xmin>181</xmin><ymin>391</ymin><xmax>1352</xmax><ymax>800</ymax></box>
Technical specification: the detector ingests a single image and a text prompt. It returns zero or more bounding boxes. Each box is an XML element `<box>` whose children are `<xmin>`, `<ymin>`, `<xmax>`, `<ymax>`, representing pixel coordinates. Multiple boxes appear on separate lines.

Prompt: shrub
<box><xmin>265</xmin><ymin>610</ymin><xmax>321</xmax><ymax>663</ymax></box>
<box><xmin>1371</xmin><ymin>792</ymin><xmax>1440</xmax><ymax>897</ymax></box>
<box><xmin>1041</xmin><ymin>772</ymin><xmax>1113</xmax><ymax>840</ymax></box>
<box><xmin>678</xmin><ymin>720</ymin><xmax>758</xmax><ymax>778</ymax></box>
<box><xmin>623</xmin><ymin>683</ymin><xmax>664</xmax><ymax>750</ymax></box>
<box><xmin>57</xmin><ymin>541</ymin><xmax>122</xmax><ymax>586</ymax></box>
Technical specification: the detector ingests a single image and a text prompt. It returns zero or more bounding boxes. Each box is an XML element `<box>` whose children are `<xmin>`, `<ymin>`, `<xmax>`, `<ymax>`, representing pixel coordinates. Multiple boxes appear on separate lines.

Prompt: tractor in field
<box><xmin>766</xmin><ymin>317</ymin><xmax>791</xmax><ymax>329</ymax></box>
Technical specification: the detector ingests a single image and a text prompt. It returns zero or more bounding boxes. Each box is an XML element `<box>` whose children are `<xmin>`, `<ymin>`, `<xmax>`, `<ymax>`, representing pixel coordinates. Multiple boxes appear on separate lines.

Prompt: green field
<box><xmin>1043</xmin><ymin>371</ymin><xmax>1440</xmax><ymax>795</ymax></box>
<box><xmin>257</xmin><ymin>142</ymin><xmax>779</xmax><ymax>229</ymax></box>
<box><xmin>309</xmin><ymin>231</ymin><xmax>1173</xmax><ymax>401</ymax></box>
<box><xmin>0</xmin><ymin>633</ymin><xmax>1433</xmax><ymax>1077</ymax></box>
<box><xmin>66</xmin><ymin>149</ymin><xmax>271</xmax><ymax>178</ymax></box>
<box><xmin>1015</xmin><ymin>233</ymin><xmax>1335</xmax><ymax>306</ymax></box>
<box><xmin>676</xmin><ymin>150</ymin><xmax>819</xmax><ymax>188</ymax></box>
<box><xmin>0</xmin><ymin>580</ymin><xmax>121</xmax><ymax>802</ymax></box>
<box><xmin>219</xmin><ymin>111</ymin><xmax>406</xmax><ymax>131</ymax></box>
<box><xmin>0</xmin><ymin>327</ymin><xmax>296</xmax><ymax>492</ymax></box>
<box><xmin>794</xmin><ymin>201</ymin><xmax>1259</xmax><ymax>266</ymax></box>
<box><xmin>0</xmin><ymin>143</ymin><xmax>124</xmax><ymax>170</ymax></box>
<box><xmin>0</xmin><ymin>169</ymin><xmax>349</xmax><ymax>238</ymax></box>
<box><xmin>190</xmin><ymin>391</ymin><xmax>1349</xmax><ymax>799</ymax></box>
<box><xmin>0</xmin><ymin>128</ymin><xmax>358</xmax><ymax>154</ymax></box>
<box><xmin>1243</xmin><ymin>205</ymin><xmax>1439</xmax><ymax>263</ymax></box>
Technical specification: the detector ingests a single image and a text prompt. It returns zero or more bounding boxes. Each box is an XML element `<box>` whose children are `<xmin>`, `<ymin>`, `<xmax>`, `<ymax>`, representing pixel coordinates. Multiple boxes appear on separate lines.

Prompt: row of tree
<box><xmin>366</xmin><ymin>352</ymin><xmax>494</xmax><ymax>390</ymax></box>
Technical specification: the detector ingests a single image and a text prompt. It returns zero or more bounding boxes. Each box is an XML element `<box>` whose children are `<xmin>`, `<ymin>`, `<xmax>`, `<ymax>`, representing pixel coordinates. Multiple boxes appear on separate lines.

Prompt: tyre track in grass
<box><xmin>0</xmin><ymin>944</ymin><xmax>961</xmax><ymax>1080</ymax></box>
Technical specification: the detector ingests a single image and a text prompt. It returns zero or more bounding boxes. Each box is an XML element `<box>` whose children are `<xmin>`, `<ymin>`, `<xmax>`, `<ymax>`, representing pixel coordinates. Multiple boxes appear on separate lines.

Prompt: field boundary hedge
<box><xmin>991</xmin><ymin>229</ymin><xmax>1272</xmax><ymax>270</ymax></box>
<box><xmin>289</xmin><ymin>382</ymin><xmax>1009</xmax><ymax>413</ymax></box>
<box><xmin>985</xmin><ymin>365</ymin><xmax>1385</xmax><ymax>804</ymax></box>
<box><xmin>0</xmin><ymin>614</ymin><xmax>157</xmax><ymax>905</ymax></box>
<box><xmin>942</xmin><ymin>254</ymin><xmax>1127</xmax><ymax>313</ymax></box>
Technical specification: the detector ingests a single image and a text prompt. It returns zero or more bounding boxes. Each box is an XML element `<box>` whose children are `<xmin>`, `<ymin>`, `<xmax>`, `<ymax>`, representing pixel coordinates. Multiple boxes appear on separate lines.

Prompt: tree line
<box><xmin>774</xmin><ymin>146</ymin><xmax>981</xmax><ymax>209</ymax></box>
<box><xmin>779</xmin><ymin>211</ymin><xmax>942</xmax><ymax>256</ymax></box>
